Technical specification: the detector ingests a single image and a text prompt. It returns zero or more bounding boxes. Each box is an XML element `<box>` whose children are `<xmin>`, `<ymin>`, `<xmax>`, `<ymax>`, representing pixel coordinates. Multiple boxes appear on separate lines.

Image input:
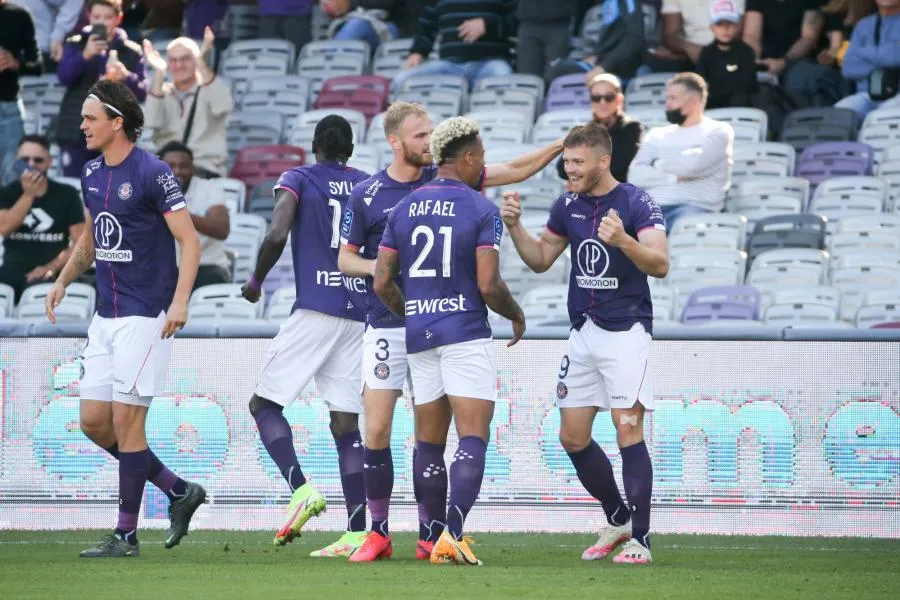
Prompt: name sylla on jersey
<box><xmin>408</xmin><ymin>199</ymin><xmax>456</xmax><ymax>217</ymax></box>
<box><xmin>575</xmin><ymin>238</ymin><xmax>618</xmax><ymax>290</ymax></box>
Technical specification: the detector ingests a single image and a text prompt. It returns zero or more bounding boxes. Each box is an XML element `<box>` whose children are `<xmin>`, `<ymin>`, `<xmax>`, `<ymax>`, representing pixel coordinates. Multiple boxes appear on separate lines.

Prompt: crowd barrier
<box><xmin>0</xmin><ymin>330</ymin><xmax>897</xmax><ymax>537</ymax></box>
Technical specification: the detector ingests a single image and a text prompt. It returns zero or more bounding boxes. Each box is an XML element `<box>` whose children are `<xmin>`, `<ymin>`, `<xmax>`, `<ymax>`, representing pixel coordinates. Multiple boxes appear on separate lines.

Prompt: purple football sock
<box><xmin>254</xmin><ymin>404</ymin><xmax>306</xmax><ymax>491</ymax></box>
<box><xmin>447</xmin><ymin>436</ymin><xmax>487</xmax><ymax>541</ymax></box>
<box><xmin>364</xmin><ymin>446</ymin><xmax>393</xmax><ymax>536</ymax></box>
<box><xmin>115</xmin><ymin>449</ymin><xmax>151</xmax><ymax>545</ymax></box>
<box><xmin>414</xmin><ymin>440</ymin><xmax>447</xmax><ymax>542</ymax></box>
<box><xmin>106</xmin><ymin>444</ymin><xmax>186</xmax><ymax>500</ymax></box>
<box><xmin>567</xmin><ymin>440</ymin><xmax>629</xmax><ymax>526</ymax></box>
<box><xmin>336</xmin><ymin>430</ymin><xmax>366</xmax><ymax>532</ymax></box>
<box><xmin>620</xmin><ymin>440</ymin><xmax>653</xmax><ymax>549</ymax></box>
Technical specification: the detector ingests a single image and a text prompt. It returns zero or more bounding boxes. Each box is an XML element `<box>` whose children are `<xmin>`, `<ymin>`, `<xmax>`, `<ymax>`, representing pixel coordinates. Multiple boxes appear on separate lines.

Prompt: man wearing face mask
<box><xmin>628</xmin><ymin>72</ymin><xmax>734</xmax><ymax>232</ymax></box>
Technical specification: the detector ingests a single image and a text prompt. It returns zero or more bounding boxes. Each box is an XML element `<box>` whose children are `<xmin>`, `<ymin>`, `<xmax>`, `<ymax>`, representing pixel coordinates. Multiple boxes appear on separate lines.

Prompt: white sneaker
<box><xmin>613</xmin><ymin>538</ymin><xmax>653</xmax><ymax>564</ymax></box>
<box><xmin>581</xmin><ymin>521</ymin><xmax>631</xmax><ymax>560</ymax></box>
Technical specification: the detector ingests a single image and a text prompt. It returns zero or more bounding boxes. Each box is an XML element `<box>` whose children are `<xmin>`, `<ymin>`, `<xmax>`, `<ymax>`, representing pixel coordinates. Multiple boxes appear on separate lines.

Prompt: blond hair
<box><xmin>430</xmin><ymin>116</ymin><xmax>480</xmax><ymax>164</ymax></box>
<box><xmin>383</xmin><ymin>102</ymin><xmax>429</xmax><ymax>138</ymax></box>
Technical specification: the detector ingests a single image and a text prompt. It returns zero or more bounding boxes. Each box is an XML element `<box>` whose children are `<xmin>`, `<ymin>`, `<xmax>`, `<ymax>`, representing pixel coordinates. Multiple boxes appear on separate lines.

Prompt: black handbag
<box><xmin>868</xmin><ymin>14</ymin><xmax>900</xmax><ymax>101</ymax></box>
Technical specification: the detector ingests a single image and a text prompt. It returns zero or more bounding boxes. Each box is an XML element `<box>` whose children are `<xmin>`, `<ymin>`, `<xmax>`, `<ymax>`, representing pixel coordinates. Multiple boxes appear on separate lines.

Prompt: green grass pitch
<box><xmin>0</xmin><ymin>531</ymin><xmax>897</xmax><ymax>600</ymax></box>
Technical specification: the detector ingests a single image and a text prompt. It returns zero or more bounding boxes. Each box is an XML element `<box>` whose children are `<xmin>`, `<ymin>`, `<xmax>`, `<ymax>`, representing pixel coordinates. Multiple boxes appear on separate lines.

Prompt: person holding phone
<box><xmin>0</xmin><ymin>134</ymin><xmax>85</xmax><ymax>301</ymax></box>
<box><xmin>0</xmin><ymin>0</ymin><xmax>43</xmax><ymax>186</ymax></box>
<box><xmin>56</xmin><ymin>0</ymin><xmax>146</xmax><ymax>177</ymax></box>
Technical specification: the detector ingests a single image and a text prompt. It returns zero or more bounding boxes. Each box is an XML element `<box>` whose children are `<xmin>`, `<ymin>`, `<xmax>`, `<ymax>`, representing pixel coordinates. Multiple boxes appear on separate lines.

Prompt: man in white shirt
<box><xmin>628</xmin><ymin>72</ymin><xmax>734</xmax><ymax>232</ymax></box>
<box><xmin>143</xmin><ymin>28</ymin><xmax>234</xmax><ymax>177</ymax></box>
<box><xmin>159</xmin><ymin>141</ymin><xmax>231</xmax><ymax>289</ymax></box>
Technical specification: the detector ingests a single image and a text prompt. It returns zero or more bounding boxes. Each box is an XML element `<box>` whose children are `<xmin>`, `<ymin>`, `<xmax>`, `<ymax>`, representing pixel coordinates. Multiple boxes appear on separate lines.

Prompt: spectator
<box><xmin>57</xmin><ymin>0</ymin><xmax>146</xmax><ymax>177</ymax></box>
<box><xmin>393</xmin><ymin>0</ymin><xmax>516</xmax><ymax>92</ymax></box>
<box><xmin>629</xmin><ymin>72</ymin><xmax>734</xmax><ymax>232</ymax></box>
<box><xmin>258</xmin><ymin>0</ymin><xmax>314</xmax><ymax>52</ymax></box>
<box><xmin>143</xmin><ymin>29</ymin><xmax>233</xmax><ymax>176</ymax></box>
<box><xmin>696</xmin><ymin>0</ymin><xmax>758</xmax><ymax>109</ymax></box>
<box><xmin>545</xmin><ymin>0</ymin><xmax>646</xmax><ymax>85</ymax></box>
<box><xmin>743</xmin><ymin>1</ymin><xmax>845</xmax><ymax>105</ymax></box>
<box><xmin>0</xmin><ymin>134</ymin><xmax>85</xmax><ymax>301</ymax></box>
<box><xmin>15</xmin><ymin>0</ymin><xmax>83</xmax><ymax>72</ymax></box>
<box><xmin>0</xmin><ymin>0</ymin><xmax>42</xmax><ymax>186</ymax></box>
<box><xmin>556</xmin><ymin>74</ymin><xmax>643</xmax><ymax>183</ymax></box>
<box><xmin>651</xmin><ymin>0</ymin><xmax>746</xmax><ymax>71</ymax></box>
<box><xmin>322</xmin><ymin>0</ymin><xmax>405</xmax><ymax>51</ymax></box>
<box><xmin>516</xmin><ymin>0</ymin><xmax>577</xmax><ymax>80</ymax></box>
<box><xmin>158</xmin><ymin>140</ymin><xmax>231</xmax><ymax>289</ymax></box>
<box><xmin>819</xmin><ymin>0</ymin><xmax>876</xmax><ymax>69</ymax></box>
<box><xmin>184</xmin><ymin>0</ymin><xmax>229</xmax><ymax>40</ymax></box>
<box><xmin>836</xmin><ymin>0</ymin><xmax>900</xmax><ymax>119</ymax></box>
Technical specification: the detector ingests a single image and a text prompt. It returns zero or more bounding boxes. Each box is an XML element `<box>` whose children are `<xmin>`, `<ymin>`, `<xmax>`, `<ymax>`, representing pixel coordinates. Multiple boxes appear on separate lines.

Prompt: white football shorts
<box><xmin>555</xmin><ymin>320</ymin><xmax>654</xmax><ymax>411</ymax></box>
<box><xmin>79</xmin><ymin>311</ymin><xmax>170</xmax><ymax>407</ymax></box>
<box><xmin>362</xmin><ymin>326</ymin><xmax>409</xmax><ymax>392</ymax></box>
<box><xmin>407</xmin><ymin>337</ymin><xmax>496</xmax><ymax>405</ymax></box>
<box><xmin>256</xmin><ymin>309</ymin><xmax>364</xmax><ymax>413</ymax></box>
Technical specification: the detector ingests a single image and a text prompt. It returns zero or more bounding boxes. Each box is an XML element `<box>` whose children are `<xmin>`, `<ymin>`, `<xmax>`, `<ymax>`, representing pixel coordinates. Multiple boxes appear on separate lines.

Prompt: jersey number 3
<box><xmin>409</xmin><ymin>225</ymin><xmax>452</xmax><ymax>278</ymax></box>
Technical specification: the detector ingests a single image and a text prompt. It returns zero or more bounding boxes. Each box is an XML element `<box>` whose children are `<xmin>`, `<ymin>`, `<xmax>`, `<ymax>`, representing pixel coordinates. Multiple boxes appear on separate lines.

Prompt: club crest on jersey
<box><xmin>557</xmin><ymin>382</ymin><xmax>568</xmax><ymax>399</ymax></box>
<box><xmin>575</xmin><ymin>239</ymin><xmax>618</xmax><ymax>290</ymax></box>
<box><xmin>374</xmin><ymin>362</ymin><xmax>390</xmax><ymax>380</ymax></box>
<box><xmin>117</xmin><ymin>182</ymin><xmax>133</xmax><ymax>201</ymax></box>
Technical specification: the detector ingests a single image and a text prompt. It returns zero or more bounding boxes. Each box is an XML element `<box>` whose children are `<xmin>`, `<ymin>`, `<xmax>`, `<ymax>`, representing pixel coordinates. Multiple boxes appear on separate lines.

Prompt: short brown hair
<box><xmin>87</xmin><ymin>0</ymin><xmax>122</xmax><ymax>14</ymax></box>
<box><xmin>668</xmin><ymin>72</ymin><xmax>709</xmax><ymax>106</ymax></box>
<box><xmin>383</xmin><ymin>102</ymin><xmax>429</xmax><ymax>138</ymax></box>
<box><xmin>563</xmin><ymin>123</ymin><xmax>613</xmax><ymax>156</ymax></box>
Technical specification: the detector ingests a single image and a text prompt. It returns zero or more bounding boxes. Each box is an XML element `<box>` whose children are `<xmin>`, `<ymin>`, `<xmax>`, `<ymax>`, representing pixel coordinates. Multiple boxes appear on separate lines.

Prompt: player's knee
<box><xmin>559</xmin><ymin>430</ymin><xmax>591</xmax><ymax>453</ymax></box>
<box><xmin>80</xmin><ymin>412</ymin><xmax>110</xmax><ymax>442</ymax></box>
<box><xmin>329</xmin><ymin>411</ymin><xmax>359</xmax><ymax>439</ymax></box>
<box><xmin>248</xmin><ymin>395</ymin><xmax>281</xmax><ymax>418</ymax></box>
<box><xmin>365</xmin><ymin>424</ymin><xmax>391</xmax><ymax>449</ymax></box>
<box><xmin>614</xmin><ymin>413</ymin><xmax>644</xmax><ymax>447</ymax></box>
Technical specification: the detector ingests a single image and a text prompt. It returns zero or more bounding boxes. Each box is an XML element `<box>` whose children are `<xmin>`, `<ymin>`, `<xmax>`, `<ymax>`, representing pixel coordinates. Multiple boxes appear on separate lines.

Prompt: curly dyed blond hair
<box><xmin>430</xmin><ymin>116</ymin><xmax>480</xmax><ymax>164</ymax></box>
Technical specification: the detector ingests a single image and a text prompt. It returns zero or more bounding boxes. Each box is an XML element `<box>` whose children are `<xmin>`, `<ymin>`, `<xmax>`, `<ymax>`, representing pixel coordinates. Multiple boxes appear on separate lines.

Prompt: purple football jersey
<box><xmin>546</xmin><ymin>182</ymin><xmax>665</xmax><ymax>334</ymax></box>
<box><xmin>380</xmin><ymin>177</ymin><xmax>504</xmax><ymax>354</ymax></box>
<box><xmin>81</xmin><ymin>147</ymin><xmax>186</xmax><ymax>318</ymax></box>
<box><xmin>275</xmin><ymin>160</ymin><xmax>370</xmax><ymax>321</ymax></box>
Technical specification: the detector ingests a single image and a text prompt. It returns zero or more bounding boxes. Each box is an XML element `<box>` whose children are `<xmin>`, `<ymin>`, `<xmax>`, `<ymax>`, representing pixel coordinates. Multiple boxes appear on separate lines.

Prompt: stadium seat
<box><xmin>248</xmin><ymin>194</ymin><xmax>275</xmax><ymax>222</ymax></box>
<box><xmin>372</xmin><ymin>38</ymin><xmax>414</xmax><ymax>78</ymax></box>
<box><xmin>812</xmin><ymin>175</ymin><xmax>887</xmax><ymax>208</ymax></box>
<box><xmin>0</xmin><ymin>283</ymin><xmax>15</xmax><ymax>318</ymax></box>
<box><xmin>857</xmin><ymin>122</ymin><xmax>900</xmax><ymax>165</ymax></box>
<box><xmin>212</xmin><ymin>177</ymin><xmax>248</xmax><ymax>214</ymax></box>
<box><xmin>239</xmin><ymin>89</ymin><xmax>308</xmax><ymax>138</ymax></box>
<box><xmin>651</xmin><ymin>285</ymin><xmax>675</xmax><ymax>321</ymax></box>
<box><xmin>298</xmin><ymin>39</ymin><xmax>371</xmax><ymax>70</ymax></box>
<box><xmin>474</xmin><ymin>74</ymin><xmax>545</xmax><ymax>111</ymax></box>
<box><xmin>831</xmin><ymin>263</ymin><xmax>900</xmax><ymax>320</ymax></box>
<box><xmin>746</xmin><ymin>248</ymin><xmax>829</xmax><ymax>286</ymax></box>
<box><xmin>838</xmin><ymin>213</ymin><xmax>900</xmax><ymax>234</ymax></box>
<box><xmin>706</xmin><ymin>107</ymin><xmax>768</xmax><ymax>142</ymax></box>
<box><xmin>223</xmin><ymin>4</ymin><xmax>260</xmax><ymax>40</ymax></box>
<box><xmin>521</xmin><ymin>284</ymin><xmax>569</xmax><ymax>324</ymax></box>
<box><xmin>226</xmin><ymin>214</ymin><xmax>267</xmax><ymax>282</ymax></box>
<box><xmin>626</xmin><ymin>108</ymin><xmax>668</xmax><ymax>130</ymax></box>
<box><xmin>289</xmin><ymin>109</ymin><xmax>366</xmax><ymax>150</ymax></box>
<box><xmin>624</xmin><ymin>88</ymin><xmax>666</xmax><ymax>111</ymax></box>
<box><xmin>16</xmin><ymin>282</ymin><xmax>95</xmax><ymax>321</ymax></box>
<box><xmin>532</xmin><ymin>109</ymin><xmax>589</xmax><ymax>145</ymax></box>
<box><xmin>190</xmin><ymin>283</ymin><xmax>264</xmax><ymax>317</ymax></box>
<box><xmin>296</xmin><ymin>53</ymin><xmax>367</xmax><ymax>101</ymax></box>
<box><xmin>795</xmin><ymin>142</ymin><xmax>875</xmax><ymax>189</ymax></box>
<box><xmin>808</xmin><ymin>190</ymin><xmax>884</xmax><ymax>235</ymax></box>
<box><xmin>545</xmin><ymin>73</ymin><xmax>591</xmax><ymax>111</ymax></box>
<box><xmin>480</xmin><ymin>124</ymin><xmax>526</xmax><ymax>147</ymax></box>
<box><xmin>746</xmin><ymin>214</ymin><xmax>827</xmax><ymax>262</ymax></box>
<box><xmin>395</xmin><ymin>89</ymin><xmax>462</xmax><ymax>121</ymax></box>
<box><xmin>680</xmin><ymin>285</ymin><xmax>761</xmax><ymax>324</ymax></box>
<box><xmin>760</xmin><ymin>285</ymin><xmax>842</xmax><ymax>315</ymax></box>
<box><xmin>315</xmin><ymin>75</ymin><xmax>391</xmax><ymax>122</ymax></box>
<box><xmin>247</xmin><ymin>74</ymin><xmax>312</xmax><ymax>102</ymax></box>
<box><xmin>669</xmin><ymin>227</ymin><xmax>742</xmax><ymax>252</ymax></box>
<box><xmin>854</xmin><ymin>287</ymin><xmax>900</xmax><ymax>327</ymax></box>
<box><xmin>780</xmin><ymin>107</ymin><xmax>858</xmax><ymax>150</ymax></box>
<box><xmin>229</xmin><ymin>144</ymin><xmax>306</xmax><ymax>191</ymax></box>
<box><xmin>469</xmin><ymin>88</ymin><xmax>539</xmax><ymax>119</ymax></box>
<box><xmin>670</xmin><ymin>212</ymin><xmax>747</xmax><ymax>242</ymax></box>
<box><xmin>626</xmin><ymin>72</ymin><xmax>675</xmax><ymax>94</ymax></box>
<box><xmin>829</xmin><ymin>230</ymin><xmax>900</xmax><ymax>260</ymax></box>
<box><xmin>221</xmin><ymin>39</ymin><xmax>296</xmax><ymax>72</ymax></box>
<box><xmin>399</xmin><ymin>75</ymin><xmax>469</xmax><ymax>106</ymax></box>
<box><xmin>226</xmin><ymin>112</ymin><xmax>285</xmax><ymax>160</ymax></box>
<box><xmin>493</xmin><ymin>180</ymin><xmax>565</xmax><ymax>208</ymax></box>
<box><xmin>265</xmin><ymin>285</ymin><xmax>297</xmax><ymax>322</ymax></box>
<box><xmin>220</xmin><ymin>54</ymin><xmax>289</xmax><ymax>101</ymax></box>
<box><xmin>732</xmin><ymin>142</ymin><xmax>796</xmax><ymax>179</ymax></box>
<box><xmin>732</xmin><ymin>192</ymin><xmax>803</xmax><ymax>225</ymax></box>
<box><xmin>764</xmin><ymin>301</ymin><xmax>839</xmax><ymax>325</ymax></box>
<box><xmin>736</xmin><ymin>177</ymin><xmax>810</xmax><ymax>210</ymax></box>
<box><xmin>667</xmin><ymin>249</ymin><xmax>746</xmax><ymax>293</ymax></box>
<box><xmin>466</xmin><ymin>110</ymin><xmax>532</xmax><ymax>139</ymax></box>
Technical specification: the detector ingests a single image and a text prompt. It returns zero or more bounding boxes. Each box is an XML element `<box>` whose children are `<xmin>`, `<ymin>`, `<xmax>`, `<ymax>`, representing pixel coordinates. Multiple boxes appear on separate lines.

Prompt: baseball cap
<box><xmin>709</xmin><ymin>0</ymin><xmax>741</xmax><ymax>24</ymax></box>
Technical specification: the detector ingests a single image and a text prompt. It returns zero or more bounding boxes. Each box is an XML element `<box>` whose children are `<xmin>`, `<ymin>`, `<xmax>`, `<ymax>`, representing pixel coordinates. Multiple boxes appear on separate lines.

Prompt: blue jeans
<box><xmin>661</xmin><ymin>203</ymin><xmax>712</xmax><ymax>234</ymax></box>
<box><xmin>392</xmin><ymin>58</ymin><xmax>513</xmax><ymax>92</ymax></box>
<box><xmin>0</xmin><ymin>100</ymin><xmax>25</xmax><ymax>186</ymax></box>
<box><xmin>836</xmin><ymin>91</ymin><xmax>900</xmax><ymax>122</ymax></box>
<box><xmin>333</xmin><ymin>17</ymin><xmax>399</xmax><ymax>51</ymax></box>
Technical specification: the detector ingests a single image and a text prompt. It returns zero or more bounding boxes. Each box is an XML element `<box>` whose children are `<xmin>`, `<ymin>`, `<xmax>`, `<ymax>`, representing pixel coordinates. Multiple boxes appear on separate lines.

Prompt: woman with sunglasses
<box><xmin>556</xmin><ymin>74</ymin><xmax>644</xmax><ymax>185</ymax></box>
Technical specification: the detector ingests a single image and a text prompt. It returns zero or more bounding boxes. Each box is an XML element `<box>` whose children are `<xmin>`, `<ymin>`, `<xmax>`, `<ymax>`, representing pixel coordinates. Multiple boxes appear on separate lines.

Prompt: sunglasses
<box><xmin>590</xmin><ymin>93</ymin><xmax>618</xmax><ymax>103</ymax></box>
<box><xmin>18</xmin><ymin>155</ymin><xmax>47</xmax><ymax>164</ymax></box>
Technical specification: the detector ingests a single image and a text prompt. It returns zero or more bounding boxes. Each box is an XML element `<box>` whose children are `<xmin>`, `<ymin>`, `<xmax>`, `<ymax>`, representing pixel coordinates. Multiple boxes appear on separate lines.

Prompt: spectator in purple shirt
<box><xmin>57</xmin><ymin>0</ymin><xmax>146</xmax><ymax>177</ymax></box>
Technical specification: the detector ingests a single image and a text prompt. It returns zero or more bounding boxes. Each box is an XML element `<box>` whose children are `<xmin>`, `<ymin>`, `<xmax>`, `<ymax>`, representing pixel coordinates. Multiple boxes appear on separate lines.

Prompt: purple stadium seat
<box><xmin>680</xmin><ymin>285</ymin><xmax>761</xmax><ymax>324</ymax></box>
<box><xmin>262</xmin><ymin>261</ymin><xmax>294</xmax><ymax>304</ymax></box>
<box><xmin>795</xmin><ymin>142</ymin><xmax>874</xmax><ymax>189</ymax></box>
<box><xmin>545</xmin><ymin>73</ymin><xmax>590</xmax><ymax>112</ymax></box>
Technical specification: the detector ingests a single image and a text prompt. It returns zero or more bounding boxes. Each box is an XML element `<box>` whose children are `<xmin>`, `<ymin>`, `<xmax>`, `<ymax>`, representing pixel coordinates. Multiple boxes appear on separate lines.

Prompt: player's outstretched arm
<box><xmin>598</xmin><ymin>212</ymin><xmax>669</xmax><ymax>278</ymax></box>
<box><xmin>338</xmin><ymin>244</ymin><xmax>375</xmax><ymax>278</ymax></box>
<box><xmin>484</xmin><ymin>138</ymin><xmax>565</xmax><ymax>188</ymax></box>
<box><xmin>372</xmin><ymin>248</ymin><xmax>405</xmax><ymax>317</ymax></box>
<box><xmin>45</xmin><ymin>214</ymin><xmax>95</xmax><ymax>323</ymax></box>
<box><xmin>476</xmin><ymin>248</ymin><xmax>526</xmax><ymax>346</ymax></box>
<box><xmin>164</xmin><ymin>208</ymin><xmax>201</xmax><ymax>337</ymax></box>
<box><xmin>501</xmin><ymin>191</ymin><xmax>567</xmax><ymax>273</ymax></box>
<box><xmin>242</xmin><ymin>189</ymin><xmax>297</xmax><ymax>302</ymax></box>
